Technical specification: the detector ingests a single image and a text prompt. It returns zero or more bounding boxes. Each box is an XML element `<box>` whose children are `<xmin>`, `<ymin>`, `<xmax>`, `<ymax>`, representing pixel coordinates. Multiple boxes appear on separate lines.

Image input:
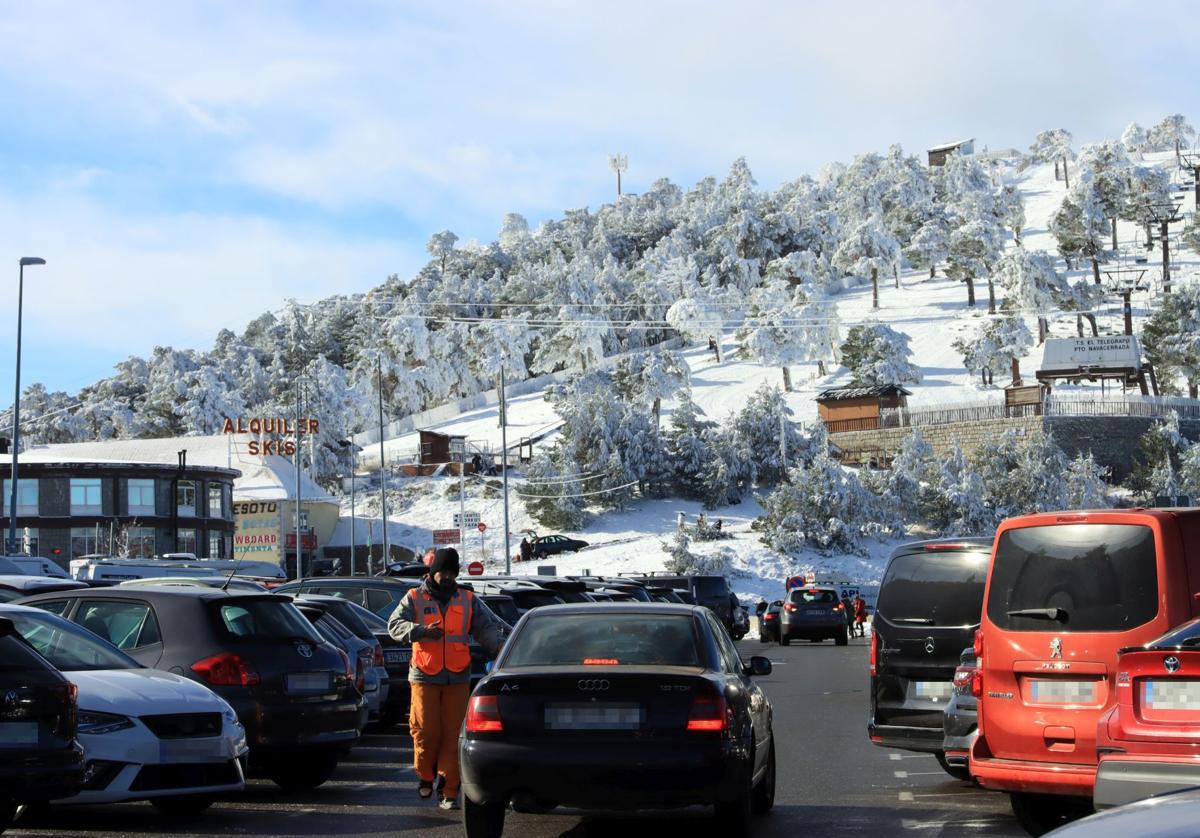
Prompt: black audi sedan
<box><xmin>459</xmin><ymin>603</ymin><xmax>775</xmax><ymax>837</ymax></box>
<box><xmin>17</xmin><ymin>587</ymin><xmax>364</xmax><ymax>791</ymax></box>
<box><xmin>0</xmin><ymin>617</ymin><xmax>84</xmax><ymax>832</ymax></box>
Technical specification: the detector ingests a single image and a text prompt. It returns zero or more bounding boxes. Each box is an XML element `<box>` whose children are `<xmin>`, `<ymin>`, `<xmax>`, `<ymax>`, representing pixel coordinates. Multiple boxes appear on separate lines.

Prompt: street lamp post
<box><xmin>339</xmin><ymin>439</ymin><xmax>358</xmax><ymax>576</ymax></box>
<box><xmin>7</xmin><ymin>257</ymin><xmax>45</xmax><ymax>556</ymax></box>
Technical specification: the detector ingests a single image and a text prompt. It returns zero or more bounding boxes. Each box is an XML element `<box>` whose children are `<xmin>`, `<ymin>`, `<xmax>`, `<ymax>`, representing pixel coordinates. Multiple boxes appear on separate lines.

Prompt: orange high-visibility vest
<box><xmin>409</xmin><ymin>586</ymin><xmax>473</xmax><ymax>676</ymax></box>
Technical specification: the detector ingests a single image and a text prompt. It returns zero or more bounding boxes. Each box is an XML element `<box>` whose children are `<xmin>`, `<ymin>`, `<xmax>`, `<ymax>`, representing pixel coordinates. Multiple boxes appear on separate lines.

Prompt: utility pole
<box><xmin>294</xmin><ymin>374</ymin><xmax>303</xmax><ymax>580</ymax></box>
<box><xmin>609</xmin><ymin>154</ymin><xmax>628</xmax><ymax>200</ymax></box>
<box><xmin>349</xmin><ymin>445</ymin><xmax>356</xmax><ymax>577</ymax></box>
<box><xmin>1143</xmin><ymin>198</ymin><xmax>1184</xmax><ymax>293</ymax></box>
<box><xmin>457</xmin><ymin>437</ymin><xmax>466</xmax><ymax>547</ymax></box>
<box><xmin>376</xmin><ymin>355</ymin><xmax>389</xmax><ymax>572</ymax></box>
<box><xmin>1182</xmin><ymin>152</ymin><xmax>1200</xmax><ymax>208</ymax></box>
<box><xmin>501</xmin><ymin>365</ymin><xmax>511</xmax><ymax>574</ymax></box>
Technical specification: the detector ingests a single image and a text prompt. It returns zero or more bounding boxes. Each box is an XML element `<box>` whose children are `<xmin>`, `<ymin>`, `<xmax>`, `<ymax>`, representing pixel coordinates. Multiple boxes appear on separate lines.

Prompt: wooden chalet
<box><xmin>817</xmin><ymin>384</ymin><xmax>912</xmax><ymax>434</ymax></box>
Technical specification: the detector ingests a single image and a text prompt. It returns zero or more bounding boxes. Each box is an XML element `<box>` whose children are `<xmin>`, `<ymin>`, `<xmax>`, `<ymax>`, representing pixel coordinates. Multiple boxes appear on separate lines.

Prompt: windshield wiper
<box><xmin>891</xmin><ymin>617</ymin><xmax>935</xmax><ymax>625</ymax></box>
<box><xmin>1006</xmin><ymin>607</ymin><xmax>1068</xmax><ymax>622</ymax></box>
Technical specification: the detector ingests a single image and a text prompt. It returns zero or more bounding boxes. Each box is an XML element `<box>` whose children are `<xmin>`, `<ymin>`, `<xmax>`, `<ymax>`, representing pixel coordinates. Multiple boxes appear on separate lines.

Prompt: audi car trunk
<box><xmin>971</xmin><ymin>512</ymin><xmax>1200</xmax><ymax>798</ymax></box>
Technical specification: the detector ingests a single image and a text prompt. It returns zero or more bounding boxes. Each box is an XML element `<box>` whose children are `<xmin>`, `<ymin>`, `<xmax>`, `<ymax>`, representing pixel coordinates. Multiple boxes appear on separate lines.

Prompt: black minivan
<box><xmin>868</xmin><ymin>538</ymin><xmax>992</xmax><ymax>777</ymax></box>
<box><xmin>626</xmin><ymin>574</ymin><xmax>734</xmax><ymax>631</ymax></box>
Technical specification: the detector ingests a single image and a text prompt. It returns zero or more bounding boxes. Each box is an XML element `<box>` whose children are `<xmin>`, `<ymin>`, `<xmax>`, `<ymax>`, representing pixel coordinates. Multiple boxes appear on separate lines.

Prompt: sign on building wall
<box><xmin>1039</xmin><ymin>336</ymin><xmax>1141</xmax><ymax>374</ymax></box>
<box><xmin>233</xmin><ymin>500</ymin><xmax>283</xmax><ymax>564</ymax></box>
<box><xmin>222</xmin><ymin>417</ymin><xmax>321</xmax><ymax>456</ymax></box>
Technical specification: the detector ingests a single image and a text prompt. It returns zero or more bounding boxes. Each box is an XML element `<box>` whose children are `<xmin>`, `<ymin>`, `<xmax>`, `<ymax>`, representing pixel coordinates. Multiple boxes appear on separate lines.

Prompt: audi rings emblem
<box><xmin>577</xmin><ymin>679</ymin><xmax>610</xmax><ymax>691</ymax></box>
<box><xmin>296</xmin><ymin>643</ymin><xmax>314</xmax><ymax>658</ymax></box>
<box><xmin>1165</xmin><ymin>655</ymin><xmax>1182</xmax><ymax>674</ymax></box>
<box><xmin>924</xmin><ymin>637</ymin><xmax>936</xmax><ymax>655</ymax></box>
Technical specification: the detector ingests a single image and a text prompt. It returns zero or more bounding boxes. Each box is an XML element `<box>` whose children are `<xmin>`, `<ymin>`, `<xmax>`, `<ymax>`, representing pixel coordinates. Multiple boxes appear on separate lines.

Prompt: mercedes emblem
<box><xmin>924</xmin><ymin>637</ymin><xmax>936</xmax><ymax>655</ymax></box>
<box><xmin>1165</xmin><ymin>655</ymin><xmax>1182</xmax><ymax>674</ymax></box>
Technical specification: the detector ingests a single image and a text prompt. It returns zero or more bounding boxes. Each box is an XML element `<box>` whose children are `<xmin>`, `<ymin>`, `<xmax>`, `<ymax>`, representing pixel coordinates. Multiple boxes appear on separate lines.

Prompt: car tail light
<box><xmin>784</xmin><ymin>603</ymin><xmax>797</xmax><ymax>613</ymax></box>
<box><xmin>973</xmin><ymin>629</ymin><xmax>984</xmax><ymax>659</ymax></box>
<box><xmin>373</xmin><ymin>643</ymin><xmax>384</xmax><ymax>667</ymax></box>
<box><xmin>834</xmin><ymin>603</ymin><xmax>844</xmax><ymax>612</ymax></box>
<box><xmin>191</xmin><ymin>652</ymin><xmax>261</xmax><ymax>687</ymax></box>
<box><xmin>334</xmin><ymin>648</ymin><xmax>354</xmax><ymax>682</ymax></box>
<box><xmin>953</xmin><ymin>666</ymin><xmax>973</xmax><ymax>688</ymax></box>
<box><xmin>465</xmin><ymin>695</ymin><xmax>503</xmax><ymax>733</ymax></box>
<box><xmin>971</xmin><ymin>668</ymin><xmax>984</xmax><ymax>698</ymax></box>
<box><xmin>763</xmin><ymin>613</ymin><xmax>777</xmax><ymax>621</ymax></box>
<box><xmin>687</xmin><ymin>693</ymin><xmax>728</xmax><ymax>732</ymax></box>
<box><xmin>870</xmin><ymin>631</ymin><xmax>878</xmax><ymax>676</ymax></box>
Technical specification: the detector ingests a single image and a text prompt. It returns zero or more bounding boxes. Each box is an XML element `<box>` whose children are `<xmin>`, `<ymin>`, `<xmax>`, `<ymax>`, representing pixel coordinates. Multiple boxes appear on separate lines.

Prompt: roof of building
<box><xmin>816</xmin><ymin>384</ymin><xmax>913</xmax><ymax>401</ymax></box>
<box><xmin>29</xmin><ymin>435</ymin><xmax>335</xmax><ymax>503</ymax></box>
<box><xmin>927</xmin><ymin>138</ymin><xmax>975</xmax><ymax>153</ymax></box>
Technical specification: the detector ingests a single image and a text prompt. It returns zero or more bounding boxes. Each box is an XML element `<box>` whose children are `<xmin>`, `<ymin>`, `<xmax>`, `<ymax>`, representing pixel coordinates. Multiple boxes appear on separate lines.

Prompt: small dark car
<box><xmin>941</xmin><ymin>647</ymin><xmax>978</xmax><ymax>781</ymax></box>
<box><xmin>869</xmin><ymin>537</ymin><xmax>991</xmax><ymax>764</ymax></box>
<box><xmin>528</xmin><ymin>534</ymin><xmax>589</xmax><ymax>558</ymax></box>
<box><xmin>625</xmin><ymin>574</ymin><xmax>734</xmax><ymax>631</ymax></box>
<box><xmin>17</xmin><ymin>587</ymin><xmax>364</xmax><ymax>791</ymax></box>
<box><xmin>757</xmin><ymin>600</ymin><xmax>782</xmax><ymax>644</ymax></box>
<box><xmin>459</xmin><ymin>603</ymin><xmax>775</xmax><ymax>837</ymax></box>
<box><xmin>0</xmin><ymin>617</ymin><xmax>84</xmax><ymax>832</ymax></box>
<box><xmin>779</xmin><ymin>586</ymin><xmax>848</xmax><ymax>646</ymax></box>
<box><xmin>469</xmin><ymin>580</ymin><xmax>566</xmax><ymax>616</ymax></box>
<box><xmin>273</xmin><ymin>576</ymin><xmax>420</xmax><ymax>620</ymax></box>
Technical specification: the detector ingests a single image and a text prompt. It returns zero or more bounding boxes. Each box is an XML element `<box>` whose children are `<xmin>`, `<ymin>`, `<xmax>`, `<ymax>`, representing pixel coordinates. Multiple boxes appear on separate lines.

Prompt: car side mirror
<box><xmin>771</xmin><ymin>600</ymin><xmax>783</xmax><ymax>608</ymax></box>
<box><xmin>755</xmin><ymin>602</ymin><xmax>767</xmax><ymax>614</ymax></box>
<box><xmin>484</xmin><ymin>660</ymin><xmax>494</xmax><ymax>674</ymax></box>
<box><xmin>746</xmin><ymin>656</ymin><xmax>772</xmax><ymax>677</ymax></box>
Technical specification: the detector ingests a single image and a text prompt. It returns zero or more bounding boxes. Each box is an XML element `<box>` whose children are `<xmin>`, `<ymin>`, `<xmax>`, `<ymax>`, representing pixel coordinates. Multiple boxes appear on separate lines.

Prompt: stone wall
<box><xmin>829</xmin><ymin>415</ymin><xmax>1200</xmax><ymax>481</ymax></box>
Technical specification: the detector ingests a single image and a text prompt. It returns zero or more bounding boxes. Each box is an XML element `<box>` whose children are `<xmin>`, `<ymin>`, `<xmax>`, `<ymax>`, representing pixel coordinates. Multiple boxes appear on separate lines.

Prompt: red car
<box><xmin>1094</xmin><ymin>617</ymin><xmax>1200</xmax><ymax>809</ymax></box>
<box><xmin>970</xmin><ymin>510</ymin><xmax>1200</xmax><ymax>835</ymax></box>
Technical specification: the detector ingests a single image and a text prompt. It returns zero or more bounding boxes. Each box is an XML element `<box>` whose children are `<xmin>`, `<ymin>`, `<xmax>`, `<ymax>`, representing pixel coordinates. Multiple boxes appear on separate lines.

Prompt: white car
<box><xmin>2</xmin><ymin>604</ymin><xmax>247</xmax><ymax>815</ymax></box>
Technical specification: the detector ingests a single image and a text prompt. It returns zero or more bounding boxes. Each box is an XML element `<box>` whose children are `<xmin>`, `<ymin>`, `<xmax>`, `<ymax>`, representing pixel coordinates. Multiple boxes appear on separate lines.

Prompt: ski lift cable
<box><xmin>514</xmin><ymin>478</ymin><xmax>641</xmax><ymax>499</ymax></box>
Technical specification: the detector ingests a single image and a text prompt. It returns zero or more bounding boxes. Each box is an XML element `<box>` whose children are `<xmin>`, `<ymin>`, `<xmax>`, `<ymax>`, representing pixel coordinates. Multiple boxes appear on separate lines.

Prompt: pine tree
<box><xmin>839</xmin><ymin>323</ymin><xmax>922</xmax><ymax>386</ymax></box>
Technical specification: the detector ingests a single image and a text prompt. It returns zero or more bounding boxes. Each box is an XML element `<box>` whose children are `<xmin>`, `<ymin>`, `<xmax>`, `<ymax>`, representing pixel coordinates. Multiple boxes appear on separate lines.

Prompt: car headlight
<box><xmin>78</xmin><ymin>710</ymin><xmax>136</xmax><ymax>735</ymax></box>
<box><xmin>221</xmin><ymin>704</ymin><xmax>239</xmax><ymax>724</ymax></box>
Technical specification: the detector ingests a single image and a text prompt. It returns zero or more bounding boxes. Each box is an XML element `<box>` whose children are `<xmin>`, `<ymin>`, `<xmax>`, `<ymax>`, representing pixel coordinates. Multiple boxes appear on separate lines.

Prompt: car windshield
<box><xmin>350</xmin><ymin>604</ymin><xmax>388</xmax><ymax>630</ymax></box>
<box><xmin>8</xmin><ymin>611</ymin><xmax>140</xmax><ymax>671</ymax></box>
<box><xmin>986</xmin><ymin>524</ymin><xmax>1158</xmax><ymax>632</ymax></box>
<box><xmin>877</xmin><ymin>550</ymin><xmax>989</xmax><ymax>627</ymax></box>
<box><xmin>512</xmin><ymin>591</ymin><xmax>565</xmax><ymax>610</ymax></box>
<box><xmin>790</xmin><ymin>589</ymin><xmax>838</xmax><ymax>604</ymax></box>
<box><xmin>311</xmin><ymin>600</ymin><xmax>373</xmax><ymax>638</ymax></box>
<box><xmin>217</xmin><ymin>600</ymin><xmax>322</xmax><ymax>642</ymax></box>
<box><xmin>483</xmin><ymin>598</ymin><xmax>520</xmax><ymax>626</ymax></box>
<box><xmin>504</xmin><ymin>613</ymin><xmax>702</xmax><ymax>668</ymax></box>
<box><xmin>694</xmin><ymin>577</ymin><xmax>729</xmax><ymax>599</ymax></box>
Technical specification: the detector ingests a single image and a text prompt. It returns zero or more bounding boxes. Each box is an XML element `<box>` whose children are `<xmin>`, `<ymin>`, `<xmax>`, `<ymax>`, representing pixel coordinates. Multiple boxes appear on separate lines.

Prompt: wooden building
<box><xmin>817</xmin><ymin>385</ymin><xmax>912</xmax><ymax>434</ymax></box>
<box><xmin>927</xmin><ymin>138</ymin><xmax>975</xmax><ymax>167</ymax></box>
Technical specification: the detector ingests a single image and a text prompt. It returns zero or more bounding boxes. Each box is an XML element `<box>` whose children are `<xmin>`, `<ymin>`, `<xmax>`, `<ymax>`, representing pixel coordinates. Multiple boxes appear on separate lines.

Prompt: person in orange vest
<box><xmin>388</xmin><ymin>547</ymin><xmax>503</xmax><ymax>810</ymax></box>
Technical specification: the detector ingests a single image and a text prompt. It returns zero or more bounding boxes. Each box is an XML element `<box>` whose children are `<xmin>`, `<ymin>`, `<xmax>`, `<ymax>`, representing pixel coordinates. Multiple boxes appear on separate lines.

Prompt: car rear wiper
<box><xmin>1006</xmin><ymin>607</ymin><xmax>1068</xmax><ymax>622</ymax></box>
<box><xmin>891</xmin><ymin>617</ymin><xmax>935</xmax><ymax>625</ymax></box>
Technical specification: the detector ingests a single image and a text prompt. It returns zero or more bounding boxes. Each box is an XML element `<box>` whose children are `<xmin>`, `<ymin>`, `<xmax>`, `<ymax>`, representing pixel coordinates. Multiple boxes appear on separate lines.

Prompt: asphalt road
<box><xmin>8</xmin><ymin>636</ymin><xmax>1028</xmax><ymax>838</ymax></box>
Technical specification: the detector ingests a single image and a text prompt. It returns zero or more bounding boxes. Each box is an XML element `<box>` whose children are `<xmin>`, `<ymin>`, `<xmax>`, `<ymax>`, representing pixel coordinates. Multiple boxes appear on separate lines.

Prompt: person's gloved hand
<box><xmin>423</xmin><ymin>624</ymin><xmax>445</xmax><ymax>640</ymax></box>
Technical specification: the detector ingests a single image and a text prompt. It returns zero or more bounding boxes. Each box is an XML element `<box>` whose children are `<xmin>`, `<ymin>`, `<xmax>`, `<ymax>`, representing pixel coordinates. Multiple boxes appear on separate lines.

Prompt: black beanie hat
<box><xmin>429</xmin><ymin>547</ymin><xmax>461</xmax><ymax>576</ymax></box>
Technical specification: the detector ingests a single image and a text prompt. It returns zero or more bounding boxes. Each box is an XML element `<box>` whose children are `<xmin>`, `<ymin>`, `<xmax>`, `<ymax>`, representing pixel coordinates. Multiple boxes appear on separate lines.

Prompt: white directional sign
<box><xmin>1039</xmin><ymin>335</ymin><xmax>1141</xmax><ymax>373</ymax></box>
<box><xmin>454</xmin><ymin>511</ymin><xmax>481</xmax><ymax>529</ymax></box>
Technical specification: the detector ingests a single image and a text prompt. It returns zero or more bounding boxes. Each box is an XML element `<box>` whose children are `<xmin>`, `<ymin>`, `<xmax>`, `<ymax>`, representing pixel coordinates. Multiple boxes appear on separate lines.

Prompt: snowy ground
<box><xmin>357</xmin><ymin>156</ymin><xmax>1200</xmax><ymax>596</ymax></box>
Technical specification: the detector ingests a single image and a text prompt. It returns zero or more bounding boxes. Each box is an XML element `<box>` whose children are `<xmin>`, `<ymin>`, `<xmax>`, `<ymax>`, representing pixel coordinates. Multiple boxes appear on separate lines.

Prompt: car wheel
<box><xmin>463</xmin><ymin>795</ymin><xmax>506</xmax><ymax>838</ymax></box>
<box><xmin>1009</xmin><ymin>792</ymin><xmax>1092</xmax><ymax>836</ymax></box>
<box><xmin>835</xmin><ymin>627</ymin><xmax>849</xmax><ymax>646</ymax></box>
<box><xmin>265</xmin><ymin>752</ymin><xmax>340</xmax><ymax>791</ymax></box>
<box><xmin>934</xmin><ymin>752</ymin><xmax>972</xmax><ymax>783</ymax></box>
<box><xmin>751</xmin><ymin>737</ymin><xmax>776</xmax><ymax>814</ymax></box>
<box><xmin>0</xmin><ymin>799</ymin><xmax>15</xmax><ymax>835</ymax></box>
<box><xmin>713</xmin><ymin>757</ymin><xmax>754</xmax><ymax>837</ymax></box>
<box><xmin>150</xmin><ymin>795</ymin><xmax>216</xmax><ymax>817</ymax></box>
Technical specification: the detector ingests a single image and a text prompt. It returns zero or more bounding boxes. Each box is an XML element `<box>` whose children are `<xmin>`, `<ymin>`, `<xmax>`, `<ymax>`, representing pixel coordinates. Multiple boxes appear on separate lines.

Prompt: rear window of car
<box><xmin>789</xmin><ymin>588</ymin><xmax>839</xmax><ymax>604</ymax></box>
<box><xmin>483</xmin><ymin>597</ymin><xmax>521</xmax><ymax>625</ymax></box>
<box><xmin>877</xmin><ymin>550</ymin><xmax>989</xmax><ymax>627</ymax></box>
<box><xmin>986</xmin><ymin>524</ymin><xmax>1158</xmax><ymax>633</ymax></box>
<box><xmin>217</xmin><ymin>600</ymin><xmax>322</xmax><ymax>642</ymax></box>
<box><xmin>693</xmin><ymin>577</ymin><xmax>730</xmax><ymax>599</ymax></box>
<box><xmin>512</xmin><ymin>591</ymin><xmax>565</xmax><ymax>610</ymax></box>
<box><xmin>504</xmin><ymin>614</ymin><xmax>702</xmax><ymax>668</ymax></box>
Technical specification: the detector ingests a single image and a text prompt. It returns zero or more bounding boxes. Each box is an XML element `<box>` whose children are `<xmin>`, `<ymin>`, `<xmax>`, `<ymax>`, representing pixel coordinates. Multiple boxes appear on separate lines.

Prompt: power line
<box><xmin>514</xmin><ymin>478</ymin><xmax>641</xmax><ymax>499</ymax></box>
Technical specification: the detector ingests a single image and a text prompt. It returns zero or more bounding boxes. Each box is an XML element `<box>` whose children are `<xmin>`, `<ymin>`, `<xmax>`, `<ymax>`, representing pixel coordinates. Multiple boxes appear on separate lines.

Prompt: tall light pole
<box><xmin>376</xmin><ymin>355</ymin><xmax>389</xmax><ymax>571</ymax></box>
<box><xmin>609</xmin><ymin>154</ymin><xmax>628</xmax><ymax>200</ymax></box>
<box><xmin>500</xmin><ymin>365</ymin><xmax>511</xmax><ymax>574</ymax></box>
<box><xmin>7</xmin><ymin>257</ymin><xmax>45</xmax><ymax>555</ymax></box>
<box><xmin>339</xmin><ymin>439</ymin><xmax>358</xmax><ymax>576</ymax></box>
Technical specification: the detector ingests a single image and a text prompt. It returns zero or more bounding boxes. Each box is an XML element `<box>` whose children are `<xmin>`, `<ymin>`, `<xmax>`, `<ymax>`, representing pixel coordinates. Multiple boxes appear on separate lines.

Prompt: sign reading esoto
<box><xmin>222</xmin><ymin>417</ymin><xmax>321</xmax><ymax>456</ymax></box>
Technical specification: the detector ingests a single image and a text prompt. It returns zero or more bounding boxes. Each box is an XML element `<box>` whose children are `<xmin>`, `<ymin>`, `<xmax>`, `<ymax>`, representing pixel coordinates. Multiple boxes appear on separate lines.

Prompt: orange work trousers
<box><xmin>409</xmin><ymin>681</ymin><xmax>472</xmax><ymax>799</ymax></box>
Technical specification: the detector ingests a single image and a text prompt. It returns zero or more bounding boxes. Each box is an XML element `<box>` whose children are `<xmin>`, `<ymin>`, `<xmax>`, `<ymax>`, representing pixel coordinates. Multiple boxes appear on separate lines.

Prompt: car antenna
<box><xmin>221</xmin><ymin>551</ymin><xmax>246</xmax><ymax>592</ymax></box>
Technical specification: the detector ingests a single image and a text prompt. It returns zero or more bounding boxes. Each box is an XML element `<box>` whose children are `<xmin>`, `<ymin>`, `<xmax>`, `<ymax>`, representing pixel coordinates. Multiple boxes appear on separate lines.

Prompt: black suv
<box><xmin>625</xmin><ymin>574</ymin><xmax>734</xmax><ymax>631</ymax></box>
<box><xmin>0</xmin><ymin>616</ymin><xmax>84</xmax><ymax>832</ymax></box>
<box><xmin>18</xmin><ymin>587</ymin><xmax>365</xmax><ymax>791</ymax></box>
<box><xmin>868</xmin><ymin>537</ymin><xmax>992</xmax><ymax>777</ymax></box>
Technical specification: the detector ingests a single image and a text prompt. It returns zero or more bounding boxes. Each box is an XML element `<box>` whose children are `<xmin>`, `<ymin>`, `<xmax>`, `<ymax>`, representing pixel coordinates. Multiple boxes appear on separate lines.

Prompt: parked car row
<box><xmin>869</xmin><ymin>511</ymin><xmax>1200</xmax><ymax>837</ymax></box>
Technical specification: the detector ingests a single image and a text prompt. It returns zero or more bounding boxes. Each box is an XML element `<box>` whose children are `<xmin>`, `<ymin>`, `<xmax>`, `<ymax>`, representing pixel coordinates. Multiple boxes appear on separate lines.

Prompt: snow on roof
<box><xmin>817</xmin><ymin>384</ymin><xmax>912</xmax><ymax>401</ymax></box>
<box><xmin>927</xmin><ymin>138</ymin><xmax>975</xmax><ymax>153</ymax></box>
<box><xmin>31</xmin><ymin>435</ymin><xmax>335</xmax><ymax>503</ymax></box>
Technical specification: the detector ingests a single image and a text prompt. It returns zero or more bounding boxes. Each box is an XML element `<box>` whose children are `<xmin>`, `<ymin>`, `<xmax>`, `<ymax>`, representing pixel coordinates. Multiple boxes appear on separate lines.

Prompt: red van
<box><xmin>970</xmin><ymin>510</ymin><xmax>1200</xmax><ymax>834</ymax></box>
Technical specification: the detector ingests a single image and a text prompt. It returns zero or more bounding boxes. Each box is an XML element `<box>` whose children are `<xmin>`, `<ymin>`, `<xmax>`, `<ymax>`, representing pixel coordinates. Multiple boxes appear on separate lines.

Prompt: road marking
<box><xmin>898</xmin><ymin>791</ymin><xmax>914</xmax><ymax>802</ymax></box>
<box><xmin>894</xmin><ymin>770</ymin><xmax>908</xmax><ymax>778</ymax></box>
<box><xmin>902</xmin><ymin>818</ymin><xmax>1011</xmax><ymax>830</ymax></box>
<box><xmin>890</xmin><ymin>753</ymin><xmax>935</xmax><ymax>760</ymax></box>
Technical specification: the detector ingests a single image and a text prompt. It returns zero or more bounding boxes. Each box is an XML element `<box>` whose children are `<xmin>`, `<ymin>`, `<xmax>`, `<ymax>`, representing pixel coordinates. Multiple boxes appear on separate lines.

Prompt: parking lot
<box><xmin>7</xmin><ymin>636</ymin><xmax>1024</xmax><ymax>838</ymax></box>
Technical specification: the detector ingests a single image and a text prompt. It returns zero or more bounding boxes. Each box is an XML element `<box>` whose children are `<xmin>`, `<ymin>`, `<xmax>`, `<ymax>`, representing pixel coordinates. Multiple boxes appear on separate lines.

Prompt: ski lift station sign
<box><xmin>1039</xmin><ymin>335</ymin><xmax>1141</xmax><ymax>374</ymax></box>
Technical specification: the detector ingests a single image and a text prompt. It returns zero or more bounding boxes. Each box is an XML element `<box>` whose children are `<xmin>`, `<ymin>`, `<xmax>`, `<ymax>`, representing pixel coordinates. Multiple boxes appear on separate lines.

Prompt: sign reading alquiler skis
<box><xmin>221</xmin><ymin>417</ymin><xmax>321</xmax><ymax>456</ymax></box>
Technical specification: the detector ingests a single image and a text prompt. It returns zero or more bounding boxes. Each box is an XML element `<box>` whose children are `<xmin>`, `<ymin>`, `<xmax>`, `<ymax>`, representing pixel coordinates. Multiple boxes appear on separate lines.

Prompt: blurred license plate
<box><xmin>286</xmin><ymin>672</ymin><xmax>332</xmax><ymax>694</ymax></box>
<box><xmin>159</xmin><ymin>737</ymin><xmax>225</xmax><ymax>763</ymax></box>
<box><xmin>545</xmin><ymin>703</ymin><xmax>643</xmax><ymax>731</ymax></box>
<box><xmin>384</xmin><ymin>649</ymin><xmax>410</xmax><ymax>664</ymax></box>
<box><xmin>0</xmin><ymin>721</ymin><xmax>38</xmax><ymax>746</ymax></box>
<box><xmin>1030</xmin><ymin>680</ymin><xmax>1096</xmax><ymax>704</ymax></box>
<box><xmin>913</xmin><ymin>681</ymin><xmax>954</xmax><ymax>701</ymax></box>
<box><xmin>1145</xmin><ymin>680</ymin><xmax>1200</xmax><ymax>710</ymax></box>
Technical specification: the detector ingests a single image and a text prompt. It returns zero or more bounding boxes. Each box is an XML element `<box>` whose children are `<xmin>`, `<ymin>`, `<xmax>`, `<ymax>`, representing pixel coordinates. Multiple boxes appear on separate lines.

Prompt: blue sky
<box><xmin>0</xmin><ymin>0</ymin><xmax>1197</xmax><ymax>394</ymax></box>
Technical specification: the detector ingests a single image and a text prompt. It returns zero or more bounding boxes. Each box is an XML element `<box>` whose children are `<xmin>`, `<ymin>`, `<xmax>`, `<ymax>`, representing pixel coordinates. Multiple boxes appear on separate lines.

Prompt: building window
<box><xmin>224</xmin><ymin>485</ymin><xmax>233</xmax><ymax>520</ymax></box>
<box><xmin>70</xmin><ymin>478</ymin><xmax>102</xmax><ymax>515</ymax></box>
<box><xmin>208</xmin><ymin>484</ymin><xmax>224</xmax><ymax>519</ymax></box>
<box><xmin>71</xmin><ymin>527</ymin><xmax>102</xmax><ymax>559</ymax></box>
<box><xmin>2</xmin><ymin>479</ymin><xmax>38</xmax><ymax>516</ymax></box>
<box><xmin>126</xmin><ymin>527</ymin><xmax>156</xmax><ymax>558</ymax></box>
<box><xmin>128</xmin><ymin>478</ymin><xmax>156</xmax><ymax>515</ymax></box>
<box><xmin>208</xmin><ymin>530</ymin><xmax>225</xmax><ymax>558</ymax></box>
<box><xmin>176</xmin><ymin>481</ymin><xmax>196</xmax><ymax>517</ymax></box>
<box><xmin>177</xmin><ymin>528</ymin><xmax>197</xmax><ymax>555</ymax></box>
